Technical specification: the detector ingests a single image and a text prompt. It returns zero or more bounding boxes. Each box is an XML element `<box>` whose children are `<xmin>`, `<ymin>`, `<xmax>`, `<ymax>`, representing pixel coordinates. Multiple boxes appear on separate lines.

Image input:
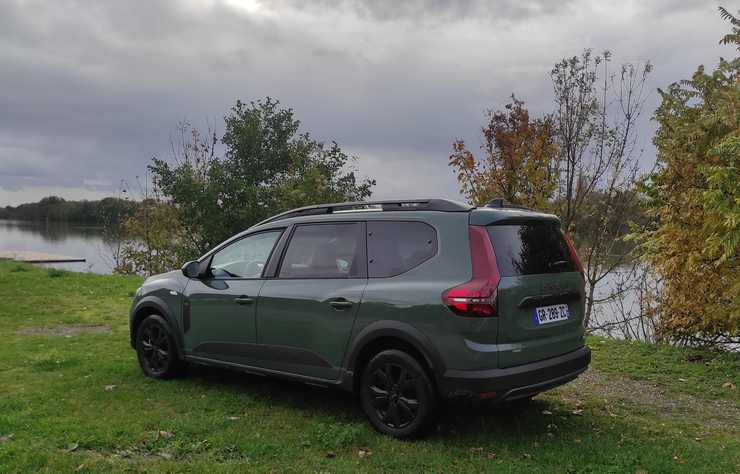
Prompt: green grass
<box><xmin>0</xmin><ymin>261</ymin><xmax>737</xmax><ymax>473</ymax></box>
<box><xmin>589</xmin><ymin>336</ymin><xmax>739</xmax><ymax>403</ymax></box>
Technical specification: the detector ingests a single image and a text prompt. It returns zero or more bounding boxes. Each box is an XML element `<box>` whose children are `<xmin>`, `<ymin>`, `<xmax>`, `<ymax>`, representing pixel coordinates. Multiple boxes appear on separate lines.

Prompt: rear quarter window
<box><xmin>367</xmin><ymin>221</ymin><xmax>438</xmax><ymax>278</ymax></box>
<box><xmin>487</xmin><ymin>223</ymin><xmax>576</xmax><ymax>276</ymax></box>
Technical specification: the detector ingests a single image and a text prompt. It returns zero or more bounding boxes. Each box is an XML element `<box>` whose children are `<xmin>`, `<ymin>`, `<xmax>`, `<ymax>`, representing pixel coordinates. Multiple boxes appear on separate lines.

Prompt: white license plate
<box><xmin>534</xmin><ymin>304</ymin><xmax>570</xmax><ymax>325</ymax></box>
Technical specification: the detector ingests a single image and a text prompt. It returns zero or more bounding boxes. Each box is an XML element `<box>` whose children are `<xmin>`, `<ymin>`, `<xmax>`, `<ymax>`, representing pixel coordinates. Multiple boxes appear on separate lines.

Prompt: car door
<box><xmin>183</xmin><ymin>229</ymin><xmax>283</xmax><ymax>366</ymax></box>
<box><xmin>256</xmin><ymin>222</ymin><xmax>367</xmax><ymax>380</ymax></box>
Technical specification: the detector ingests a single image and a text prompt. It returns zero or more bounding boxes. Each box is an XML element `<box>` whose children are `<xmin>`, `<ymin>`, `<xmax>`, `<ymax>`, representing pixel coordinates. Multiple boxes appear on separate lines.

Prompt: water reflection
<box><xmin>0</xmin><ymin>219</ymin><xmax>114</xmax><ymax>274</ymax></box>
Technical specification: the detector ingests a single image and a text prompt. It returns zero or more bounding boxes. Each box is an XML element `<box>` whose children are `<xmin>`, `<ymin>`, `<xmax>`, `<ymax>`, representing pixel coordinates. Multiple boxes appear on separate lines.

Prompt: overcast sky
<box><xmin>0</xmin><ymin>0</ymin><xmax>732</xmax><ymax>206</ymax></box>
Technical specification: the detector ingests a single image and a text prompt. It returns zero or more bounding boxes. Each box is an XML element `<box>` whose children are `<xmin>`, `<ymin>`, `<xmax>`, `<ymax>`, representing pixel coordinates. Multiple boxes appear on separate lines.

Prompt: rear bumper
<box><xmin>438</xmin><ymin>346</ymin><xmax>591</xmax><ymax>400</ymax></box>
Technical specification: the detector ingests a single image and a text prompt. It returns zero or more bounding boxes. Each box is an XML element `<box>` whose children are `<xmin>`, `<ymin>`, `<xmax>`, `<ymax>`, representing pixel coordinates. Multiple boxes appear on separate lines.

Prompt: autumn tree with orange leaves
<box><xmin>449</xmin><ymin>96</ymin><xmax>559</xmax><ymax>209</ymax></box>
<box><xmin>451</xmin><ymin>53</ymin><xmax>652</xmax><ymax>329</ymax></box>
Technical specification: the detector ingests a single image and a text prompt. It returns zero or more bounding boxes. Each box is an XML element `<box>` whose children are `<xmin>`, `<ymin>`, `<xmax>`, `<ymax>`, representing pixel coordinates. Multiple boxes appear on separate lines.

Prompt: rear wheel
<box><xmin>360</xmin><ymin>349</ymin><xmax>437</xmax><ymax>438</ymax></box>
<box><xmin>135</xmin><ymin>315</ymin><xmax>184</xmax><ymax>379</ymax></box>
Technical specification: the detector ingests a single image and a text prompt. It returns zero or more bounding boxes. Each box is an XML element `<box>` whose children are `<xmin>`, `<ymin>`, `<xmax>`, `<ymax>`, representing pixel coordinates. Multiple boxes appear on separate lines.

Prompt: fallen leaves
<box><xmin>66</xmin><ymin>442</ymin><xmax>79</xmax><ymax>453</ymax></box>
<box><xmin>157</xmin><ymin>430</ymin><xmax>174</xmax><ymax>439</ymax></box>
<box><xmin>721</xmin><ymin>382</ymin><xmax>736</xmax><ymax>390</ymax></box>
<box><xmin>541</xmin><ymin>410</ymin><xmax>553</xmax><ymax>415</ymax></box>
<box><xmin>0</xmin><ymin>434</ymin><xmax>14</xmax><ymax>444</ymax></box>
<box><xmin>357</xmin><ymin>447</ymin><xmax>372</xmax><ymax>458</ymax></box>
<box><xmin>104</xmin><ymin>385</ymin><xmax>117</xmax><ymax>391</ymax></box>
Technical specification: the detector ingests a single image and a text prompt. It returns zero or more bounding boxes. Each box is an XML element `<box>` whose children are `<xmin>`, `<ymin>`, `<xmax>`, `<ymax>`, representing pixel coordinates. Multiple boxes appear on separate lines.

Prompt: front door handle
<box><xmin>234</xmin><ymin>295</ymin><xmax>254</xmax><ymax>305</ymax></box>
<box><xmin>329</xmin><ymin>298</ymin><xmax>353</xmax><ymax>310</ymax></box>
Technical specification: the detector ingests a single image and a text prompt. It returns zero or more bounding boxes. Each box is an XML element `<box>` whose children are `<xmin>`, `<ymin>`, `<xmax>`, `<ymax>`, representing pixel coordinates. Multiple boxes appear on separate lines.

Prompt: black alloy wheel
<box><xmin>360</xmin><ymin>349</ymin><xmax>437</xmax><ymax>438</ymax></box>
<box><xmin>136</xmin><ymin>315</ymin><xmax>183</xmax><ymax>379</ymax></box>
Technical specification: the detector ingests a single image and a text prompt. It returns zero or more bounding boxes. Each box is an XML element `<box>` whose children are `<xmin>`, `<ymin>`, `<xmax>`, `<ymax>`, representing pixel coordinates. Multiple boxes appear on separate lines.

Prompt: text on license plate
<box><xmin>534</xmin><ymin>304</ymin><xmax>569</xmax><ymax>325</ymax></box>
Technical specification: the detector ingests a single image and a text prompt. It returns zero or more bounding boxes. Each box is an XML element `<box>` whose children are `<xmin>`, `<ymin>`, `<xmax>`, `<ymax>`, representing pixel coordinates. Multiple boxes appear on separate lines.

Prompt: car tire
<box><xmin>360</xmin><ymin>349</ymin><xmax>438</xmax><ymax>438</ymax></box>
<box><xmin>135</xmin><ymin>314</ymin><xmax>185</xmax><ymax>379</ymax></box>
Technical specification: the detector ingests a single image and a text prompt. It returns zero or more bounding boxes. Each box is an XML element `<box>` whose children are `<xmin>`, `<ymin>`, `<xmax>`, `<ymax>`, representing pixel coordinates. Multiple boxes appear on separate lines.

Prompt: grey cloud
<box><xmin>0</xmin><ymin>0</ymin><xmax>730</xmax><ymax>204</ymax></box>
<box><xmin>272</xmin><ymin>0</ymin><xmax>578</xmax><ymax>23</ymax></box>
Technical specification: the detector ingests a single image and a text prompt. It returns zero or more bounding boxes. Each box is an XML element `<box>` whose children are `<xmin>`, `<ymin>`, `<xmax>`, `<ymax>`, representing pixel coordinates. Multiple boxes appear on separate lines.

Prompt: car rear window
<box><xmin>367</xmin><ymin>221</ymin><xmax>437</xmax><ymax>278</ymax></box>
<box><xmin>486</xmin><ymin>223</ymin><xmax>576</xmax><ymax>276</ymax></box>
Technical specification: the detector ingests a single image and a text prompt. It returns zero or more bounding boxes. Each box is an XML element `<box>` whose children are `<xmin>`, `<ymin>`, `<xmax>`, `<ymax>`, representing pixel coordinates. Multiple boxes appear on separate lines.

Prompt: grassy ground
<box><xmin>0</xmin><ymin>261</ymin><xmax>737</xmax><ymax>473</ymax></box>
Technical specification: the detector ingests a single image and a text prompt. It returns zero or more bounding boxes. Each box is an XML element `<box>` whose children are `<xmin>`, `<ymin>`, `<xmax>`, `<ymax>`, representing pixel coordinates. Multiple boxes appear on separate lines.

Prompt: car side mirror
<box><xmin>181</xmin><ymin>260</ymin><xmax>202</xmax><ymax>279</ymax></box>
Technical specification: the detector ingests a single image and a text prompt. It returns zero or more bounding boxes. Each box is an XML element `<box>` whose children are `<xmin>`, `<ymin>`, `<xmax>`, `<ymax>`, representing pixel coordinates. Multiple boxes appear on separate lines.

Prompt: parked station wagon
<box><xmin>129</xmin><ymin>198</ymin><xmax>591</xmax><ymax>438</ymax></box>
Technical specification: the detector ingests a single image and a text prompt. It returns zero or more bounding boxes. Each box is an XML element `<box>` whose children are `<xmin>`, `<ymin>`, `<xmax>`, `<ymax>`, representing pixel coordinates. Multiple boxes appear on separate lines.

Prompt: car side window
<box><xmin>367</xmin><ymin>221</ymin><xmax>438</xmax><ymax>278</ymax></box>
<box><xmin>279</xmin><ymin>223</ymin><xmax>366</xmax><ymax>279</ymax></box>
<box><xmin>210</xmin><ymin>230</ymin><xmax>282</xmax><ymax>279</ymax></box>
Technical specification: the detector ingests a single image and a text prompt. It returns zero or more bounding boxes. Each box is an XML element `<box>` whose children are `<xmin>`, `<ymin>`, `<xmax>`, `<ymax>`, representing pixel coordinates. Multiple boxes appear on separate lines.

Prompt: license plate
<box><xmin>534</xmin><ymin>304</ymin><xmax>569</xmax><ymax>325</ymax></box>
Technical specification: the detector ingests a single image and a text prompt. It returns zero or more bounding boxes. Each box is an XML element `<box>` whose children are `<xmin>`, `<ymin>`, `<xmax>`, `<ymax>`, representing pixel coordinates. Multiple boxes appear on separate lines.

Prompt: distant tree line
<box><xmin>0</xmin><ymin>196</ymin><xmax>136</xmax><ymax>226</ymax></box>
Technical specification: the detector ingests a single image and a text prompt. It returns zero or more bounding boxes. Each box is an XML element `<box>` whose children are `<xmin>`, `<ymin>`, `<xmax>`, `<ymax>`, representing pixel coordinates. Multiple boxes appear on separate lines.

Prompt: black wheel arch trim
<box><xmin>342</xmin><ymin>320</ymin><xmax>446</xmax><ymax>390</ymax></box>
<box><xmin>130</xmin><ymin>296</ymin><xmax>184</xmax><ymax>354</ymax></box>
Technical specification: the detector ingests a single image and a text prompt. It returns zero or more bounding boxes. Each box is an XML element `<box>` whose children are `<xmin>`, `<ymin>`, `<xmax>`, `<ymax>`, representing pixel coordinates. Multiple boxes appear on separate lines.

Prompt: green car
<box><xmin>129</xmin><ymin>199</ymin><xmax>590</xmax><ymax>438</ymax></box>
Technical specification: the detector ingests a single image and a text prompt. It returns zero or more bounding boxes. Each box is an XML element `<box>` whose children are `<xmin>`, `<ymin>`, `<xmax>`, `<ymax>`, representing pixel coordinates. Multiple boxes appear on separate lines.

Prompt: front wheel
<box><xmin>360</xmin><ymin>349</ymin><xmax>438</xmax><ymax>438</ymax></box>
<box><xmin>135</xmin><ymin>314</ymin><xmax>184</xmax><ymax>379</ymax></box>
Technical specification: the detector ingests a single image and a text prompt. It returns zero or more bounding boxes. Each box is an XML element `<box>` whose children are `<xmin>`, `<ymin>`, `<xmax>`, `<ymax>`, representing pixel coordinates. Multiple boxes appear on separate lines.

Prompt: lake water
<box><xmin>0</xmin><ymin>219</ymin><xmax>115</xmax><ymax>274</ymax></box>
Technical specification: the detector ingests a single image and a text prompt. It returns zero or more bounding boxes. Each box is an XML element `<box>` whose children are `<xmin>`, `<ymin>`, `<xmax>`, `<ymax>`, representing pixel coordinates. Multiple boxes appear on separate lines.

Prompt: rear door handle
<box><xmin>234</xmin><ymin>295</ymin><xmax>254</xmax><ymax>305</ymax></box>
<box><xmin>329</xmin><ymin>298</ymin><xmax>353</xmax><ymax>310</ymax></box>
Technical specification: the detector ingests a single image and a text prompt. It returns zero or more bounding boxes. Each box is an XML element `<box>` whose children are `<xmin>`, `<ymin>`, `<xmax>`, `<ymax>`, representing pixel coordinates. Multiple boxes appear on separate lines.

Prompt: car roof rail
<box><xmin>484</xmin><ymin>197</ymin><xmax>535</xmax><ymax>211</ymax></box>
<box><xmin>253</xmin><ymin>199</ymin><xmax>474</xmax><ymax>227</ymax></box>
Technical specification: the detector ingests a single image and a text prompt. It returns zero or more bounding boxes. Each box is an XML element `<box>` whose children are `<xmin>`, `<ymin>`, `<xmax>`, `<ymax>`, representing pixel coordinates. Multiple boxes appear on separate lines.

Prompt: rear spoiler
<box><xmin>468</xmin><ymin>208</ymin><xmax>560</xmax><ymax>226</ymax></box>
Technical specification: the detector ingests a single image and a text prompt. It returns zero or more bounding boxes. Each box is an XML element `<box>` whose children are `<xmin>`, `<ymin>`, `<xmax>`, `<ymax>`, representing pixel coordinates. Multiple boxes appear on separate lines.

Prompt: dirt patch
<box><xmin>17</xmin><ymin>325</ymin><xmax>112</xmax><ymax>336</ymax></box>
<box><xmin>560</xmin><ymin>369</ymin><xmax>740</xmax><ymax>433</ymax></box>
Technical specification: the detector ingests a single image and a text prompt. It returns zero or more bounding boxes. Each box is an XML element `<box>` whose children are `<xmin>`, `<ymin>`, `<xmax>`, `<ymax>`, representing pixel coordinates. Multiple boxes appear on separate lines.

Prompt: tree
<box><xmin>449</xmin><ymin>96</ymin><xmax>558</xmax><ymax>208</ymax></box>
<box><xmin>550</xmin><ymin>50</ymin><xmax>652</xmax><ymax>327</ymax></box>
<box><xmin>703</xmin><ymin>136</ymin><xmax>740</xmax><ymax>264</ymax></box>
<box><xmin>115</xmin><ymin>198</ymin><xmax>187</xmax><ymax>276</ymax></box>
<box><xmin>117</xmin><ymin>97</ymin><xmax>375</xmax><ymax>274</ymax></box>
<box><xmin>718</xmin><ymin>6</ymin><xmax>740</xmax><ymax>50</ymax></box>
<box><xmin>637</xmin><ymin>21</ymin><xmax>739</xmax><ymax>344</ymax></box>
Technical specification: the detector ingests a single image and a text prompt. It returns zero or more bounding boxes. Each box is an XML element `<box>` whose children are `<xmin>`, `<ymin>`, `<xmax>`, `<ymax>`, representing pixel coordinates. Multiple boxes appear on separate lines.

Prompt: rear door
<box><xmin>487</xmin><ymin>222</ymin><xmax>585</xmax><ymax>368</ymax></box>
<box><xmin>256</xmin><ymin>222</ymin><xmax>367</xmax><ymax>380</ymax></box>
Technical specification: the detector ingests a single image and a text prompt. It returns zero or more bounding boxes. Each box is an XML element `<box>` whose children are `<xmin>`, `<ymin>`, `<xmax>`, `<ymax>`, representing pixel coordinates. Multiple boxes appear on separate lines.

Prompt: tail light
<box><xmin>442</xmin><ymin>225</ymin><xmax>500</xmax><ymax>317</ymax></box>
<box><xmin>562</xmin><ymin>231</ymin><xmax>585</xmax><ymax>280</ymax></box>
